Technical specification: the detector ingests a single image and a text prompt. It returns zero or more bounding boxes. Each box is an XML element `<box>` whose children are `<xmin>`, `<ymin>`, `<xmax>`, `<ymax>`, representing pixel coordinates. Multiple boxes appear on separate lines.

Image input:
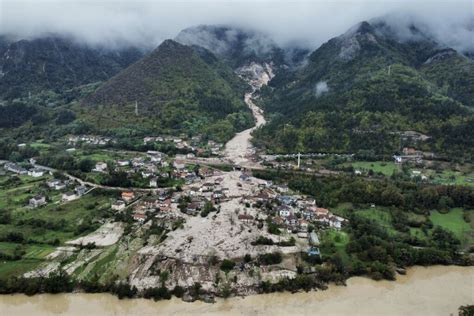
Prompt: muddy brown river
<box><xmin>0</xmin><ymin>266</ymin><xmax>472</xmax><ymax>316</ymax></box>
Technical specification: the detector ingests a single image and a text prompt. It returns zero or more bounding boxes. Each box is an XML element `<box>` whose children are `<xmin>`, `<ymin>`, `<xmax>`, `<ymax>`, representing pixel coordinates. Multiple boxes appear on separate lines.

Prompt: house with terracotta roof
<box><xmin>121</xmin><ymin>191</ymin><xmax>135</xmax><ymax>202</ymax></box>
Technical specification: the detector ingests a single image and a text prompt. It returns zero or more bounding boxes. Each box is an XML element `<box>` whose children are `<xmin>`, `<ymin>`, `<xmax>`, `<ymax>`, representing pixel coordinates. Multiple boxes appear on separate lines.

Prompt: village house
<box><xmin>213</xmin><ymin>189</ymin><xmax>224</xmax><ymax>200</ymax></box>
<box><xmin>272</xmin><ymin>216</ymin><xmax>285</xmax><ymax>227</ymax></box>
<box><xmin>298</xmin><ymin>219</ymin><xmax>309</xmax><ymax>232</ymax></box>
<box><xmin>239</xmin><ymin>173</ymin><xmax>251</xmax><ymax>182</ymax></box>
<box><xmin>149</xmin><ymin>177</ymin><xmax>158</xmax><ymax>188</ymax></box>
<box><xmin>46</xmin><ymin>179</ymin><xmax>61</xmax><ymax>189</ymax></box>
<box><xmin>28</xmin><ymin>168</ymin><xmax>45</xmax><ymax>177</ymax></box>
<box><xmin>54</xmin><ymin>181</ymin><xmax>66</xmax><ymax>190</ymax></box>
<box><xmin>141</xmin><ymin>170</ymin><xmax>154</xmax><ymax>178</ymax></box>
<box><xmin>277</xmin><ymin>195</ymin><xmax>296</xmax><ymax>205</ymax></box>
<box><xmin>275</xmin><ymin>184</ymin><xmax>289</xmax><ymax>193</ymax></box>
<box><xmin>111</xmin><ymin>200</ymin><xmax>126</xmax><ymax>211</ymax></box>
<box><xmin>159</xmin><ymin>199</ymin><xmax>172</xmax><ymax>212</ymax></box>
<box><xmin>75</xmin><ymin>185</ymin><xmax>87</xmax><ymax>196</ymax></box>
<box><xmin>189</xmin><ymin>187</ymin><xmax>201</xmax><ymax>197</ymax></box>
<box><xmin>185</xmin><ymin>173</ymin><xmax>199</xmax><ymax>184</ymax></box>
<box><xmin>132</xmin><ymin>213</ymin><xmax>146</xmax><ymax>222</ymax></box>
<box><xmin>4</xmin><ymin>162</ymin><xmax>27</xmax><ymax>175</ymax></box>
<box><xmin>68</xmin><ymin>135</ymin><xmax>112</xmax><ymax>146</ymax></box>
<box><xmin>278</xmin><ymin>205</ymin><xmax>292</xmax><ymax>217</ymax></box>
<box><xmin>94</xmin><ymin>162</ymin><xmax>107</xmax><ymax>172</ymax></box>
<box><xmin>214</xmin><ymin>177</ymin><xmax>224</xmax><ymax>185</ymax></box>
<box><xmin>186</xmin><ymin>202</ymin><xmax>201</xmax><ymax>216</ymax></box>
<box><xmin>308</xmin><ymin>231</ymin><xmax>321</xmax><ymax>256</ymax></box>
<box><xmin>254</xmin><ymin>191</ymin><xmax>270</xmax><ymax>202</ymax></box>
<box><xmin>29</xmin><ymin>195</ymin><xmax>46</xmax><ymax>208</ymax></box>
<box><xmin>315</xmin><ymin>207</ymin><xmax>329</xmax><ymax>216</ymax></box>
<box><xmin>147</xmin><ymin>150</ymin><xmax>165</xmax><ymax>158</ymax></box>
<box><xmin>286</xmin><ymin>214</ymin><xmax>298</xmax><ymax>228</ymax></box>
<box><xmin>117</xmin><ymin>159</ymin><xmax>130</xmax><ymax>167</ymax></box>
<box><xmin>173</xmin><ymin>159</ymin><xmax>186</xmax><ymax>170</ymax></box>
<box><xmin>201</xmin><ymin>182</ymin><xmax>214</xmax><ymax>193</ymax></box>
<box><xmin>199</xmin><ymin>166</ymin><xmax>214</xmax><ymax>178</ymax></box>
<box><xmin>141</xmin><ymin>197</ymin><xmax>160</xmax><ymax>210</ymax></box>
<box><xmin>131</xmin><ymin>157</ymin><xmax>145</xmax><ymax>168</ymax></box>
<box><xmin>238</xmin><ymin>214</ymin><xmax>254</xmax><ymax>223</ymax></box>
<box><xmin>403</xmin><ymin>147</ymin><xmax>421</xmax><ymax>156</ymax></box>
<box><xmin>328</xmin><ymin>215</ymin><xmax>345</xmax><ymax>229</ymax></box>
<box><xmin>62</xmin><ymin>191</ymin><xmax>78</xmax><ymax>202</ymax></box>
<box><xmin>121</xmin><ymin>191</ymin><xmax>135</xmax><ymax>202</ymax></box>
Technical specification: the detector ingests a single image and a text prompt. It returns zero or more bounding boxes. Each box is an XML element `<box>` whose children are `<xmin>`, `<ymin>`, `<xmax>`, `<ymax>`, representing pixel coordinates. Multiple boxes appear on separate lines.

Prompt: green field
<box><xmin>30</xmin><ymin>140</ymin><xmax>51</xmax><ymax>149</ymax></box>
<box><xmin>428</xmin><ymin>170</ymin><xmax>474</xmax><ymax>187</ymax></box>
<box><xmin>356</xmin><ymin>208</ymin><xmax>397</xmax><ymax>235</ymax></box>
<box><xmin>350</xmin><ymin>161</ymin><xmax>400</xmax><ymax>176</ymax></box>
<box><xmin>319</xmin><ymin>230</ymin><xmax>350</xmax><ymax>262</ymax></box>
<box><xmin>0</xmin><ymin>260</ymin><xmax>44</xmax><ymax>279</ymax></box>
<box><xmin>0</xmin><ymin>174</ymin><xmax>113</xmax><ymax>278</ymax></box>
<box><xmin>430</xmin><ymin>208</ymin><xmax>473</xmax><ymax>246</ymax></box>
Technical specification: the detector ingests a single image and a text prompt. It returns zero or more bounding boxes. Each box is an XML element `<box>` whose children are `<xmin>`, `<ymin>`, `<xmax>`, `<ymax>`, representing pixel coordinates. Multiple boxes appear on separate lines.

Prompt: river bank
<box><xmin>1</xmin><ymin>266</ymin><xmax>472</xmax><ymax>316</ymax></box>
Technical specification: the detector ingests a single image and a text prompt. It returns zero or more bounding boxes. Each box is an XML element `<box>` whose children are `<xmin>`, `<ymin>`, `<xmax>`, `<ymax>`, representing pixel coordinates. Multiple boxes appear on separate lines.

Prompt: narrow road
<box><xmin>31</xmin><ymin>162</ymin><xmax>161</xmax><ymax>192</ymax></box>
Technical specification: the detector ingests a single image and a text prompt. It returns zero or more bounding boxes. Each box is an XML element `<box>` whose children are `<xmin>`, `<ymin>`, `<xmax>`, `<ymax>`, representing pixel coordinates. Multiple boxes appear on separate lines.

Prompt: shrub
<box><xmin>220</xmin><ymin>259</ymin><xmax>236</xmax><ymax>272</ymax></box>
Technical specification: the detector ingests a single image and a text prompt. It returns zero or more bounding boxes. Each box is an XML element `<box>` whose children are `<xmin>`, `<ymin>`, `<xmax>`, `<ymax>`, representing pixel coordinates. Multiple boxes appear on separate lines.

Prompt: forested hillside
<box><xmin>0</xmin><ymin>35</ymin><xmax>143</xmax><ymax>100</ymax></box>
<box><xmin>82</xmin><ymin>39</ymin><xmax>254</xmax><ymax>142</ymax></box>
<box><xmin>254</xmin><ymin>21</ymin><xmax>474</xmax><ymax>160</ymax></box>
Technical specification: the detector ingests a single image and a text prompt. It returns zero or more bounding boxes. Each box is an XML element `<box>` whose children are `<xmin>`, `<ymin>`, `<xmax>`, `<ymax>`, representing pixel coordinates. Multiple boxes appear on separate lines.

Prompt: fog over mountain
<box><xmin>0</xmin><ymin>0</ymin><xmax>473</xmax><ymax>53</ymax></box>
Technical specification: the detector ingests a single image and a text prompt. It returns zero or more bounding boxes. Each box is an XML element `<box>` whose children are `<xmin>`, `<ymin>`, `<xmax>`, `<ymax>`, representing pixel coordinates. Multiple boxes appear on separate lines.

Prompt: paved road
<box><xmin>30</xmin><ymin>162</ymin><xmax>162</xmax><ymax>192</ymax></box>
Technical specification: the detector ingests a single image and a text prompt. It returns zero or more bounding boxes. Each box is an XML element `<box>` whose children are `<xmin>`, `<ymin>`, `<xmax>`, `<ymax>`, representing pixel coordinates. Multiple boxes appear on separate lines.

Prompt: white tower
<box><xmin>135</xmin><ymin>101</ymin><xmax>138</xmax><ymax>116</ymax></box>
<box><xmin>297</xmin><ymin>152</ymin><xmax>301</xmax><ymax>169</ymax></box>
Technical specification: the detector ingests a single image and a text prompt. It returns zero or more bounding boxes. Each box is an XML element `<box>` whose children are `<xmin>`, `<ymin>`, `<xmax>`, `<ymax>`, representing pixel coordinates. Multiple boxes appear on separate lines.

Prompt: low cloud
<box><xmin>314</xmin><ymin>81</ymin><xmax>329</xmax><ymax>97</ymax></box>
<box><xmin>0</xmin><ymin>0</ymin><xmax>472</xmax><ymax>52</ymax></box>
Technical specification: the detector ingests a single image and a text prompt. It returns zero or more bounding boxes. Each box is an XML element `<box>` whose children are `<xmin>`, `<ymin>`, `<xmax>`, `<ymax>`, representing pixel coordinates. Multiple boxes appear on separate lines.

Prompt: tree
<box><xmin>220</xmin><ymin>259</ymin><xmax>236</xmax><ymax>273</ymax></box>
<box><xmin>78</xmin><ymin>159</ymin><xmax>94</xmax><ymax>172</ymax></box>
<box><xmin>55</xmin><ymin>110</ymin><xmax>76</xmax><ymax>125</ymax></box>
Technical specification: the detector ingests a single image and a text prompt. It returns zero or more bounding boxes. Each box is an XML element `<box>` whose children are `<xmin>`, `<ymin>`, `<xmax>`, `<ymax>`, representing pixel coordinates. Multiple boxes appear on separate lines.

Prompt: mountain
<box><xmin>0</xmin><ymin>35</ymin><xmax>144</xmax><ymax>100</ymax></box>
<box><xmin>82</xmin><ymin>39</ymin><xmax>253</xmax><ymax>141</ymax></box>
<box><xmin>175</xmin><ymin>25</ymin><xmax>284</xmax><ymax>69</ymax></box>
<box><xmin>175</xmin><ymin>25</ymin><xmax>309</xmax><ymax>71</ymax></box>
<box><xmin>254</xmin><ymin>21</ymin><xmax>474</xmax><ymax>159</ymax></box>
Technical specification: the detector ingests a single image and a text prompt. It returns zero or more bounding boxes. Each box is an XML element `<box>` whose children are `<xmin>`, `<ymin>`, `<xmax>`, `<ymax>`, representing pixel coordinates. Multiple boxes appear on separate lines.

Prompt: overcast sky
<box><xmin>0</xmin><ymin>0</ymin><xmax>473</xmax><ymax>51</ymax></box>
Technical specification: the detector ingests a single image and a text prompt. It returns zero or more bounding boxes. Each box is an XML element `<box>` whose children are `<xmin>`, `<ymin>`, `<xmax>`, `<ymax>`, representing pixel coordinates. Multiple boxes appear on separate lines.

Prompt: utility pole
<box><xmin>388</xmin><ymin>65</ymin><xmax>391</xmax><ymax>76</ymax></box>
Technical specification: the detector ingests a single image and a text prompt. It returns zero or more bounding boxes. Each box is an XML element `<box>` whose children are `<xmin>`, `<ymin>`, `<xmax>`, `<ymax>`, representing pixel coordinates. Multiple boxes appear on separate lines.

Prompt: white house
<box><xmin>149</xmin><ymin>178</ymin><xmax>158</xmax><ymax>188</ymax></box>
<box><xmin>29</xmin><ymin>195</ymin><xmax>46</xmax><ymax>208</ymax></box>
<box><xmin>276</xmin><ymin>184</ymin><xmax>289</xmax><ymax>193</ymax></box>
<box><xmin>117</xmin><ymin>160</ymin><xmax>130</xmax><ymax>167</ymax></box>
<box><xmin>278</xmin><ymin>206</ymin><xmax>292</xmax><ymax>217</ymax></box>
<box><xmin>112</xmin><ymin>200</ymin><xmax>126</xmax><ymax>211</ymax></box>
<box><xmin>173</xmin><ymin>160</ymin><xmax>186</xmax><ymax>170</ymax></box>
<box><xmin>62</xmin><ymin>191</ymin><xmax>78</xmax><ymax>202</ymax></box>
<box><xmin>54</xmin><ymin>182</ymin><xmax>66</xmax><ymax>190</ymax></box>
<box><xmin>46</xmin><ymin>179</ymin><xmax>61</xmax><ymax>188</ymax></box>
<box><xmin>94</xmin><ymin>162</ymin><xmax>107</xmax><ymax>172</ymax></box>
<box><xmin>28</xmin><ymin>168</ymin><xmax>45</xmax><ymax>178</ymax></box>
